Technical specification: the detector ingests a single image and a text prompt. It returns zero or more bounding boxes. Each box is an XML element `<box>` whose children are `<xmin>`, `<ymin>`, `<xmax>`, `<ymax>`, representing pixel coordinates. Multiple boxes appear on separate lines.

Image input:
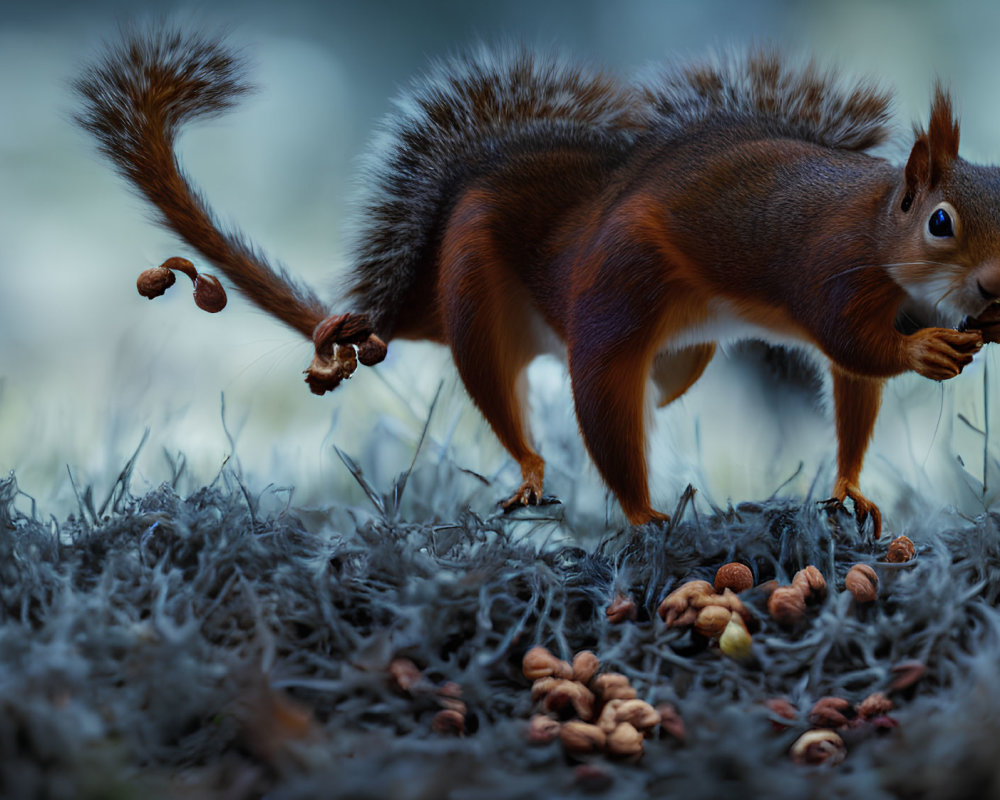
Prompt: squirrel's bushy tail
<box><xmin>74</xmin><ymin>26</ymin><xmax>327</xmax><ymax>339</ymax></box>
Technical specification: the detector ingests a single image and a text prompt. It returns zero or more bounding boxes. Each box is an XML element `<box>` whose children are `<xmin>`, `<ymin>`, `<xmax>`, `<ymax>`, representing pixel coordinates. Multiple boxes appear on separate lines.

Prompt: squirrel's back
<box><xmin>348</xmin><ymin>46</ymin><xmax>645</xmax><ymax>338</ymax></box>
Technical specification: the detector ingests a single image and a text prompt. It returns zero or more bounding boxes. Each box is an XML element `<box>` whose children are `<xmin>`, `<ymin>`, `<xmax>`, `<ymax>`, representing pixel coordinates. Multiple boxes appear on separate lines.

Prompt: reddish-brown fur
<box><xmin>78</xmin><ymin>35</ymin><xmax>1000</xmax><ymax>536</ymax></box>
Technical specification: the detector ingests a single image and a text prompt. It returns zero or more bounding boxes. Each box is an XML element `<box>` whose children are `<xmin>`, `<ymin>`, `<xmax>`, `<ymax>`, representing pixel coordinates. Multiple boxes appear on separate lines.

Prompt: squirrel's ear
<box><xmin>927</xmin><ymin>84</ymin><xmax>960</xmax><ymax>171</ymax></box>
<box><xmin>903</xmin><ymin>86</ymin><xmax>959</xmax><ymax>201</ymax></box>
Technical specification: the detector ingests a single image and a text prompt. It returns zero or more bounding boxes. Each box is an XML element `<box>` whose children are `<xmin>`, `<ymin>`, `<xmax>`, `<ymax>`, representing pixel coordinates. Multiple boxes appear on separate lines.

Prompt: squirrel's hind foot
<box><xmin>820</xmin><ymin>482</ymin><xmax>883</xmax><ymax>539</ymax></box>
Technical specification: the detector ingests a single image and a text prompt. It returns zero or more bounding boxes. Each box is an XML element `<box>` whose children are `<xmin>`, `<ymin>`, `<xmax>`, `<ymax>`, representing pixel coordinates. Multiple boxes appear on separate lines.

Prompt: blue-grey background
<box><xmin>3</xmin><ymin>0</ymin><xmax>1000</xmax><ymax>525</ymax></box>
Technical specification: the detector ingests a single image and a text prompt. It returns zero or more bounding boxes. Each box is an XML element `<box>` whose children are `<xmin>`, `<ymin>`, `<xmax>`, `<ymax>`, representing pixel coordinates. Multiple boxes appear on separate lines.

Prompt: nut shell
<box><xmin>657</xmin><ymin>580</ymin><xmax>715</xmax><ymax>626</ymax></box>
<box><xmin>767</xmin><ymin>586</ymin><xmax>806</xmax><ymax>626</ymax></box>
<box><xmin>856</xmin><ymin>692</ymin><xmax>893</xmax><ymax>720</ymax></box>
<box><xmin>790</xmin><ymin>729</ymin><xmax>846</xmax><ymax>766</ymax></box>
<box><xmin>527</xmin><ymin>714</ymin><xmax>561</xmax><ymax>744</ymax></box>
<box><xmin>886</xmin><ymin>535</ymin><xmax>915</xmax><ymax>563</ymax></box>
<box><xmin>136</xmin><ymin>266</ymin><xmax>176</xmax><ymax>299</ymax></box>
<box><xmin>845</xmin><ymin>564</ymin><xmax>879</xmax><ymax>603</ymax></box>
<box><xmin>792</xmin><ymin>566</ymin><xmax>827</xmax><ymax>602</ymax></box>
<box><xmin>808</xmin><ymin>696</ymin><xmax>851</xmax><ymax>728</ymax></box>
<box><xmin>714</xmin><ymin>562</ymin><xmax>754</xmax><ymax>593</ymax></box>
<box><xmin>613</xmin><ymin>699</ymin><xmax>661</xmax><ymax>731</ymax></box>
<box><xmin>523</xmin><ymin>646</ymin><xmax>562</xmax><ymax>681</ymax></box>
<box><xmin>591</xmin><ymin>673</ymin><xmax>637</xmax><ymax>702</ymax></box>
<box><xmin>193</xmin><ymin>273</ymin><xmax>227</xmax><ymax>312</ymax></box>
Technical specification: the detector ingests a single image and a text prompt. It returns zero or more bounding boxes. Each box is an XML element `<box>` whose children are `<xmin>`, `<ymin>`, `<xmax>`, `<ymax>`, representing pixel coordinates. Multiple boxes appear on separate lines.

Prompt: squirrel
<box><xmin>74</xmin><ymin>27</ymin><xmax>1000</xmax><ymax>536</ymax></box>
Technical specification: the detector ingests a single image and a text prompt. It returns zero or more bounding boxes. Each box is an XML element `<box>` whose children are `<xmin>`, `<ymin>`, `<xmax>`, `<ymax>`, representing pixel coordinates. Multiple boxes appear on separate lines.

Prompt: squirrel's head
<box><xmin>890</xmin><ymin>86</ymin><xmax>1000</xmax><ymax>324</ymax></box>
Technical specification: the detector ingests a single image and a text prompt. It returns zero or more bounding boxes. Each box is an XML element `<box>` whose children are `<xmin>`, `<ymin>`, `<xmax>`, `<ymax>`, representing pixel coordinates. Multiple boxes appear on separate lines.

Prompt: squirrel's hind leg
<box><xmin>439</xmin><ymin>195</ymin><xmax>547</xmax><ymax>512</ymax></box>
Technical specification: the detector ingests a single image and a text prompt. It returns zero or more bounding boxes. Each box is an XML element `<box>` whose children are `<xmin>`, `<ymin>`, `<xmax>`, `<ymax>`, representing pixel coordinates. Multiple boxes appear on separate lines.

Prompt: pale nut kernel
<box><xmin>572</xmin><ymin>651</ymin><xmax>600</xmax><ymax>685</ymax></box>
<box><xmin>714</xmin><ymin>562</ymin><xmax>754</xmax><ymax>593</ymax></box>
<box><xmin>694</xmin><ymin>604</ymin><xmax>732</xmax><ymax>639</ymax></box>
<box><xmin>718</xmin><ymin>613</ymin><xmax>753</xmax><ymax>661</ymax></box>
<box><xmin>792</xmin><ymin>566</ymin><xmax>827</xmax><ymax>602</ymax></box>
<box><xmin>613</xmin><ymin>699</ymin><xmax>661</xmax><ymax>731</ymax></box>
<box><xmin>606</xmin><ymin>722</ymin><xmax>644</xmax><ymax>758</ymax></box>
<box><xmin>845</xmin><ymin>564</ymin><xmax>879</xmax><ymax>603</ymax></box>
<box><xmin>523</xmin><ymin>646</ymin><xmax>569</xmax><ymax>681</ymax></box>
<box><xmin>560</xmin><ymin>721</ymin><xmax>607</xmax><ymax>754</ymax></box>
<box><xmin>527</xmin><ymin>714</ymin><xmax>561</xmax><ymax>744</ymax></box>
<box><xmin>790</xmin><ymin>729</ymin><xmax>846</xmax><ymax>766</ymax></box>
<box><xmin>768</xmin><ymin>586</ymin><xmax>807</xmax><ymax>626</ymax></box>
<box><xmin>886</xmin><ymin>535</ymin><xmax>915</xmax><ymax>563</ymax></box>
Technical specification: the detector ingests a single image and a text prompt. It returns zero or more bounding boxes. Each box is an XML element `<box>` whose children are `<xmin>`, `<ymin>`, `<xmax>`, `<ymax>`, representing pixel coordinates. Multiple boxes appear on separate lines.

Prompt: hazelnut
<box><xmin>606</xmin><ymin>593</ymin><xmax>638</xmax><ymax>624</ymax></box>
<box><xmin>696</xmin><ymin>588</ymin><xmax>752</xmax><ymax>627</ymax></box>
<box><xmin>792</xmin><ymin>566</ymin><xmax>827</xmax><ymax>602</ymax></box>
<box><xmin>431</xmin><ymin>709</ymin><xmax>465</xmax><ymax>736</ymax></box>
<box><xmin>845</xmin><ymin>564</ymin><xmax>879</xmax><ymax>603</ymax></box>
<box><xmin>572</xmin><ymin>650</ymin><xmax>600</xmax><ymax>685</ymax></box>
<box><xmin>714</xmin><ymin>562</ymin><xmax>754</xmax><ymax>593</ymax></box>
<box><xmin>790</xmin><ymin>729</ymin><xmax>846</xmax><ymax>766</ymax></box>
<box><xmin>606</xmin><ymin>722</ymin><xmax>644</xmax><ymax>758</ymax></box>
<box><xmin>718</xmin><ymin>613</ymin><xmax>753</xmax><ymax>661</ymax></box>
<box><xmin>560</xmin><ymin>721</ymin><xmax>606</xmax><ymax>754</ymax></box>
<box><xmin>886</xmin><ymin>535</ymin><xmax>915</xmax><ymax>563</ymax></box>
<box><xmin>613</xmin><ymin>699</ymin><xmax>661</xmax><ymax>731</ymax></box>
<box><xmin>856</xmin><ymin>692</ymin><xmax>893</xmax><ymax>720</ymax></box>
<box><xmin>694</xmin><ymin>604</ymin><xmax>732</xmax><ymax>638</ymax></box>
<box><xmin>767</xmin><ymin>586</ymin><xmax>806</xmax><ymax>626</ymax></box>
<box><xmin>523</xmin><ymin>646</ymin><xmax>571</xmax><ymax>681</ymax></box>
<box><xmin>591</xmin><ymin>673</ymin><xmax>637</xmax><ymax>702</ymax></box>
<box><xmin>764</xmin><ymin>698</ymin><xmax>798</xmax><ymax>729</ymax></box>
<box><xmin>527</xmin><ymin>714</ymin><xmax>561</xmax><ymax>744</ymax></box>
<box><xmin>356</xmin><ymin>334</ymin><xmax>388</xmax><ymax>366</ymax></box>
<box><xmin>531</xmin><ymin>677</ymin><xmax>560</xmax><ymax>703</ymax></box>
<box><xmin>808</xmin><ymin>696</ymin><xmax>851</xmax><ymax>728</ymax></box>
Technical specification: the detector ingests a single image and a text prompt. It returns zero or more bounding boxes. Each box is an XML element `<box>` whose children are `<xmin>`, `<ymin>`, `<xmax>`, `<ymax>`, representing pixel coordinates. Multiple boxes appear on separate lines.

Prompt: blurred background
<box><xmin>3</xmin><ymin>0</ymin><xmax>1000</xmax><ymax>530</ymax></box>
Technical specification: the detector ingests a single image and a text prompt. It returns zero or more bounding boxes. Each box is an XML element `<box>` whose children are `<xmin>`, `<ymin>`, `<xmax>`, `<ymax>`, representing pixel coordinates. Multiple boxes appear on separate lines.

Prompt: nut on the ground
<box><xmin>808</xmin><ymin>696</ymin><xmax>851</xmax><ymax>728</ymax></box>
<box><xmin>613</xmin><ymin>699</ymin><xmax>661</xmax><ymax>731</ymax></box>
<box><xmin>560</xmin><ymin>721</ymin><xmax>606</xmax><ymax>754</ymax></box>
<box><xmin>527</xmin><ymin>714</ymin><xmax>561</xmax><ymax>744</ymax></box>
<box><xmin>572</xmin><ymin>650</ymin><xmax>600</xmax><ymax>684</ymax></box>
<box><xmin>845</xmin><ymin>564</ymin><xmax>879</xmax><ymax>603</ymax></box>
<box><xmin>606</xmin><ymin>722</ymin><xmax>644</xmax><ymax>757</ymax></box>
<box><xmin>656</xmin><ymin>703</ymin><xmax>685</xmax><ymax>740</ymax></box>
<box><xmin>431</xmin><ymin>709</ymin><xmax>465</xmax><ymax>736</ymax></box>
<box><xmin>543</xmin><ymin>679</ymin><xmax>595</xmax><ymax>720</ymax></box>
<box><xmin>523</xmin><ymin>646</ymin><xmax>572</xmax><ymax>680</ymax></box>
<box><xmin>714</xmin><ymin>562</ymin><xmax>754</xmax><ymax>593</ymax></box>
<box><xmin>790</xmin><ymin>729</ymin><xmax>846</xmax><ymax>765</ymax></box>
<box><xmin>658</xmin><ymin>580</ymin><xmax>715</xmax><ymax>626</ymax></box>
<box><xmin>856</xmin><ymin>692</ymin><xmax>893</xmax><ymax>720</ymax></box>
<box><xmin>718</xmin><ymin>613</ymin><xmax>753</xmax><ymax>661</ymax></box>
<box><xmin>694</xmin><ymin>604</ymin><xmax>732</xmax><ymax>638</ymax></box>
<box><xmin>768</xmin><ymin>585</ymin><xmax>806</xmax><ymax>626</ymax></box>
<box><xmin>886</xmin><ymin>535</ymin><xmax>915</xmax><ymax>563</ymax></box>
<box><xmin>792</xmin><ymin>566</ymin><xmax>827</xmax><ymax>601</ymax></box>
<box><xmin>606</xmin><ymin>593</ymin><xmax>638</xmax><ymax>624</ymax></box>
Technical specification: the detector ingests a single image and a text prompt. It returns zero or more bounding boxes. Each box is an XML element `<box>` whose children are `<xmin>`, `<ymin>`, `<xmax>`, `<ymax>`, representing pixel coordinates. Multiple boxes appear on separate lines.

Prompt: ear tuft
<box><xmin>927</xmin><ymin>83</ymin><xmax>960</xmax><ymax>184</ymax></box>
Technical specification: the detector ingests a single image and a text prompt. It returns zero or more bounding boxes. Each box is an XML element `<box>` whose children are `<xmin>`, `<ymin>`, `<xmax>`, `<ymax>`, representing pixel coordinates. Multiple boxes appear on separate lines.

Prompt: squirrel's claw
<box><xmin>821</xmin><ymin>482</ymin><xmax>882</xmax><ymax>538</ymax></box>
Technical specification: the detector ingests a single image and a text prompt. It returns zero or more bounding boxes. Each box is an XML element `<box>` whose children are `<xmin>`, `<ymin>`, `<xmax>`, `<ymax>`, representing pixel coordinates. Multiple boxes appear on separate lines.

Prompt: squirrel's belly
<box><xmin>661</xmin><ymin>298</ymin><xmax>822</xmax><ymax>360</ymax></box>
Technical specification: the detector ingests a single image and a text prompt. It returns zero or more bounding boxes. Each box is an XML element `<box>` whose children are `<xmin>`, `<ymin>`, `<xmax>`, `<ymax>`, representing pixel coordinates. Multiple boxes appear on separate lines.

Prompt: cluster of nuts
<box><xmin>388</xmin><ymin>657</ymin><xmax>468</xmax><ymax>735</ymax></box>
<box><xmin>523</xmin><ymin>646</ymin><xmax>682</xmax><ymax>759</ymax></box>
<box><xmin>304</xmin><ymin>312</ymin><xmax>388</xmax><ymax>395</ymax></box>
<box><xmin>137</xmin><ymin>256</ymin><xmax>227</xmax><ymax>312</ymax></box>
<box><xmin>768</xmin><ymin>692</ymin><xmax>897</xmax><ymax>766</ymax></box>
<box><xmin>656</xmin><ymin>563</ymin><xmax>756</xmax><ymax>660</ymax></box>
<box><xmin>765</xmin><ymin>565</ymin><xmax>827</xmax><ymax>627</ymax></box>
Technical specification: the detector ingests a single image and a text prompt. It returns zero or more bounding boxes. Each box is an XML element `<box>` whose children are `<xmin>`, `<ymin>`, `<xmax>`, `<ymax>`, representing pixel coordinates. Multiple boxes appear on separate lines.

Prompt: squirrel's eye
<box><xmin>928</xmin><ymin>207</ymin><xmax>954</xmax><ymax>238</ymax></box>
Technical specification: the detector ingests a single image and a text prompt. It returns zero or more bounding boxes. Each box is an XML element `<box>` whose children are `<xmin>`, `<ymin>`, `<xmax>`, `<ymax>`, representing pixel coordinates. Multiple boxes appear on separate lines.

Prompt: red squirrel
<box><xmin>74</xmin><ymin>27</ymin><xmax>1000</xmax><ymax>536</ymax></box>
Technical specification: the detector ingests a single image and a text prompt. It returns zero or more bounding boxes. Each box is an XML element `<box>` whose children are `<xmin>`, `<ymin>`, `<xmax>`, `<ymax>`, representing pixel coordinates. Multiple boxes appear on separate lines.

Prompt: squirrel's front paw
<box><xmin>907</xmin><ymin>327</ymin><xmax>982</xmax><ymax>381</ymax></box>
<box><xmin>961</xmin><ymin>304</ymin><xmax>1000</xmax><ymax>344</ymax></box>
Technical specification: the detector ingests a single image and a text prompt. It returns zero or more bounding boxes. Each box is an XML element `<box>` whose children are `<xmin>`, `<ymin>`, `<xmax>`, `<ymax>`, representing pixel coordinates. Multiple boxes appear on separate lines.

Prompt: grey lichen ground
<box><xmin>3</xmin><ymin>456</ymin><xmax>1000</xmax><ymax>800</ymax></box>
